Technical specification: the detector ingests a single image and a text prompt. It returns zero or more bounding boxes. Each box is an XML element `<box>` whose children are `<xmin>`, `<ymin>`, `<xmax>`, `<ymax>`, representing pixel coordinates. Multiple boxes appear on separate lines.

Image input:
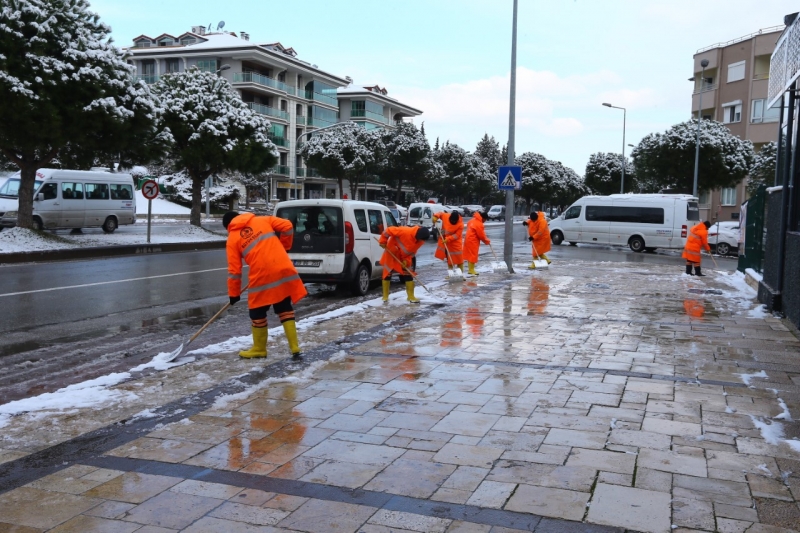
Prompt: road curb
<box><xmin>0</xmin><ymin>240</ymin><xmax>226</xmax><ymax>265</ymax></box>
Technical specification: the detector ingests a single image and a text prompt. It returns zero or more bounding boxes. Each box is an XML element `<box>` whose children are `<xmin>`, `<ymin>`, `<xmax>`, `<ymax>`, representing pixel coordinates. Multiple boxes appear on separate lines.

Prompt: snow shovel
<box><xmin>373</xmin><ymin>237</ymin><xmax>431</xmax><ymax>293</ymax></box>
<box><xmin>488</xmin><ymin>243</ymin><xmax>506</xmax><ymax>273</ymax></box>
<box><xmin>530</xmin><ymin>241</ymin><xmax>549</xmax><ymax>269</ymax></box>
<box><xmin>165</xmin><ymin>283</ymin><xmax>250</xmax><ymax>362</ymax></box>
<box><xmin>439</xmin><ymin>232</ymin><xmax>463</xmax><ymax>283</ymax></box>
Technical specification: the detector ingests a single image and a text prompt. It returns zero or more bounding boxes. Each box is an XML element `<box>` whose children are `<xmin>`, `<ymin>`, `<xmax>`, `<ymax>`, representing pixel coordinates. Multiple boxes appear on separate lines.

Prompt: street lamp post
<box><xmin>206</xmin><ymin>64</ymin><xmax>232</xmax><ymax>219</ymax></box>
<box><xmin>692</xmin><ymin>59</ymin><xmax>710</xmax><ymax>198</ymax></box>
<box><xmin>602</xmin><ymin>103</ymin><xmax>627</xmax><ymax>193</ymax></box>
<box><xmin>503</xmin><ymin>0</ymin><xmax>518</xmax><ymax>273</ymax></box>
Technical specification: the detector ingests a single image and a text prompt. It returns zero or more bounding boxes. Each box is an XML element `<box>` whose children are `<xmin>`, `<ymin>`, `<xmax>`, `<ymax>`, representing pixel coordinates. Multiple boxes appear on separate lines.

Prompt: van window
<box><xmin>0</xmin><ymin>178</ymin><xmax>42</xmax><ymax>197</ymax></box>
<box><xmin>564</xmin><ymin>205</ymin><xmax>581</xmax><ymax>220</ymax></box>
<box><xmin>39</xmin><ymin>183</ymin><xmax>57</xmax><ymax>200</ymax></box>
<box><xmin>409</xmin><ymin>207</ymin><xmax>421</xmax><ymax>219</ymax></box>
<box><xmin>353</xmin><ymin>209</ymin><xmax>368</xmax><ymax>232</ymax></box>
<box><xmin>85</xmin><ymin>183</ymin><xmax>109</xmax><ymax>200</ymax></box>
<box><xmin>276</xmin><ymin>205</ymin><xmax>344</xmax><ymax>254</ymax></box>
<box><xmin>422</xmin><ymin>207</ymin><xmax>432</xmax><ymax>219</ymax></box>
<box><xmin>61</xmin><ymin>182</ymin><xmax>84</xmax><ymax>200</ymax></box>
<box><xmin>385</xmin><ymin>211</ymin><xmax>399</xmax><ymax>227</ymax></box>
<box><xmin>586</xmin><ymin>206</ymin><xmax>664</xmax><ymax>224</ymax></box>
<box><xmin>687</xmin><ymin>201</ymin><xmax>700</xmax><ymax>221</ymax></box>
<box><xmin>368</xmin><ymin>209</ymin><xmax>384</xmax><ymax>234</ymax></box>
<box><xmin>110</xmin><ymin>184</ymin><xmax>133</xmax><ymax>200</ymax></box>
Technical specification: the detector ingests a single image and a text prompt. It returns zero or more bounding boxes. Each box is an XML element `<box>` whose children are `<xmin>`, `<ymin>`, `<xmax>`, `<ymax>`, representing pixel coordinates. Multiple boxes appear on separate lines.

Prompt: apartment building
<box><xmin>691</xmin><ymin>26</ymin><xmax>783</xmax><ymax>222</ymax></box>
<box><xmin>125</xmin><ymin>26</ymin><xmax>422</xmax><ymax>201</ymax></box>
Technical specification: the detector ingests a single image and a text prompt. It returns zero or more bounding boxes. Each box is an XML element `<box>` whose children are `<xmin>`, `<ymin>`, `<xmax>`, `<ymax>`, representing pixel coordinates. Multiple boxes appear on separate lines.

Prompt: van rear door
<box><xmin>277</xmin><ymin>205</ymin><xmax>345</xmax><ymax>273</ymax></box>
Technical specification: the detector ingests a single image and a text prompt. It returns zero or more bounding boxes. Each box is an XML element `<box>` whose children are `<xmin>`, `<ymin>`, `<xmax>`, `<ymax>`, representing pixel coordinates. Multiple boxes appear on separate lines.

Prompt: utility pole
<box><xmin>504</xmin><ymin>0</ymin><xmax>518</xmax><ymax>273</ymax></box>
<box><xmin>693</xmin><ymin>59</ymin><xmax>709</xmax><ymax>198</ymax></box>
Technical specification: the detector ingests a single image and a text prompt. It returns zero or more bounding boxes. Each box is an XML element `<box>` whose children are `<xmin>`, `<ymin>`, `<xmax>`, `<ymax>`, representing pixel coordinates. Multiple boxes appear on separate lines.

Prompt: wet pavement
<box><xmin>1</xmin><ymin>255</ymin><xmax>798</xmax><ymax>532</ymax></box>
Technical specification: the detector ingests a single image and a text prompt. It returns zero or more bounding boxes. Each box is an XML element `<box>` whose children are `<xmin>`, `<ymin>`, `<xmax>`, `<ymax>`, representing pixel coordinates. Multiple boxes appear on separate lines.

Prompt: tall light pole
<box><xmin>503</xmin><ymin>0</ymin><xmax>518</xmax><ymax>273</ymax></box>
<box><xmin>692</xmin><ymin>59</ymin><xmax>709</xmax><ymax>198</ymax></box>
<box><xmin>206</xmin><ymin>64</ymin><xmax>232</xmax><ymax>218</ymax></box>
<box><xmin>602</xmin><ymin>103</ymin><xmax>626</xmax><ymax>193</ymax></box>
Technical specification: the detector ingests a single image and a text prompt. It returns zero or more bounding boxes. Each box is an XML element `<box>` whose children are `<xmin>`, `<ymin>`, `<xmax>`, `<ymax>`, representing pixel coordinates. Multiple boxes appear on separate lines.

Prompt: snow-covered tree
<box><xmin>550</xmin><ymin>162</ymin><xmax>589</xmax><ymax>209</ymax></box>
<box><xmin>152</xmin><ymin>68</ymin><xmax>277</xmax><ymax>226</ymax></box>
<box><xmin>160</xmin><ymin>172</ymin><xmax>239</xmax><ymax>207</ymax></box>
<box><xmin>0</xmin><ymin>0</ymin><xmax>168</xmax><ymax>228</ymax></box>
<box><xmin>747</xmin><ymin>141</ymin><xmax>777</xmax><ymax>196</ymax></box>
<box><xmin>430</xmin><ymin>142</ymin><xmax>493</xmax><ymax>204</ymax></box>
<box><xmin>475</xmin><ymin>134</ymin><xmax>502</xmax><ymax>176</ymax></box>
<box><xmin>584</xmin><ymin>152</ymin><xmax>634</xmax><ymax>195</ymax></box>
<box><xmin>631</xmin><ymin>120</ymin><xmax>754</xmax><ymax>194</ymax></box>
<box><xmin>380</xmin><ymin>122</ymin><xmax>430</xmax><ymax>204</ymax></box>
<box><xmin>516</xmin><ymin>152</ymin><xmax>584</xmax><ymax>212</ymax></box>
<box><xmin>230</xmin><ymin>171</ymin><xmax>269</xmax><ymax>209</ymax></box>
<box><xmin>299</xmin><ymin>122</ymin><xmax>382</xmax><ymax>199</ymax></box>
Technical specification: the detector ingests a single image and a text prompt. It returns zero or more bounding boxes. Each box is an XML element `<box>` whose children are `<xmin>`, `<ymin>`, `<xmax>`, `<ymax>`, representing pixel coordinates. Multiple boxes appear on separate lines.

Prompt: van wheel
<box><xmin>551</xmin><ymin>231</ymin><xmax>564</xmax><ymax>246</ymax></box>
<box><xmin>716</xmin><ymin>242</ymin><xmax>730</xmax><ymax>256</ymax></box>
<box><xmin>629</xmin><ymin>236</ymin><xmax>645</xmax><ymax>252</ymax></box>
<box><xmin>31</xmin><ymin>217</ymin><xmax>43</xmax><ymax>231</ymax></box>
<box><xmin>102</xmin><ymin>217</ymin><xmax>117</xmax><ymax>234</ymax></box>
<box><xmin>350</xmin><ymin>264</ymin><xmax>370</xmax><ymax>296</ymax></box>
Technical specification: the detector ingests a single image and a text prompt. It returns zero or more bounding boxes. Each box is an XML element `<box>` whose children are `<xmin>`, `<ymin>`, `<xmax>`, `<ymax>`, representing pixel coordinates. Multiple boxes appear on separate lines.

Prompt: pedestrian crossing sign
<box><xmin>498</xmin><ymin>166</ymin><xmax>522</xmax><ymax>190</ymax></box>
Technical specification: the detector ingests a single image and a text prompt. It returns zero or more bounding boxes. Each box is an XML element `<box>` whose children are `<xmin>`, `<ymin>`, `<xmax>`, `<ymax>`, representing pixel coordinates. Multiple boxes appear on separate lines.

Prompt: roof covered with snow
<box><xmin>337</xmin><ymin>84</ymin><xmax>422</xmax><ymax>116</ymax></box>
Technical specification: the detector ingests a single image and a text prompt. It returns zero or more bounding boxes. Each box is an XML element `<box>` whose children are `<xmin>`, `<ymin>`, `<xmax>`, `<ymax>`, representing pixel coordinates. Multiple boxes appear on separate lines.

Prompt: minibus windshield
<box><xmin>0</xmin><ymin>178</ymin><xmax>43</xmax><ymax>198</ymax></box>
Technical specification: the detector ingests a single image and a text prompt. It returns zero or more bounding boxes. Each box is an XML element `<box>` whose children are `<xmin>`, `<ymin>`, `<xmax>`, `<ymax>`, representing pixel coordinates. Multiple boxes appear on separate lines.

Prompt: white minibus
<box><xmin>548</xmin><ymin>194</ymin><xmax>700</xmax><ymax>252</ymax></box>
<box><xmin>0</xmin><ymin>169</ymin><xmax>136</xmax><ymax>232</ymax></box>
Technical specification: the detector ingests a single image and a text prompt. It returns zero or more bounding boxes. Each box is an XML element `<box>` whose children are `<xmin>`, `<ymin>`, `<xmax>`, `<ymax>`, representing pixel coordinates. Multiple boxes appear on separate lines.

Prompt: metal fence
<box><xmin>737</xmin><ymin>185</ymin><xmax>767</xmax><ymax>273</ymax></box>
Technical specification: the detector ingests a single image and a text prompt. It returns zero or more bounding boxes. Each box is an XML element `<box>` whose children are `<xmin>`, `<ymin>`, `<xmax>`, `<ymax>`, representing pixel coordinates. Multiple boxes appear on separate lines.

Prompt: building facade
<box><xmin>126</xmin><ymin>27</ymin><xmax>421</xmax><ymax>202</ymax></box>
<box><xmin>691</xmin><ymin>26</ymin><xmax>783</xmax><ymax>222</ymax></box>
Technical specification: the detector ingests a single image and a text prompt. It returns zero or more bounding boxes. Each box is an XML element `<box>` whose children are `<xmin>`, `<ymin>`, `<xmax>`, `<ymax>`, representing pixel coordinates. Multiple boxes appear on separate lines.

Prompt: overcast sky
<box><xmin>93</xmin><ymin>0</ymin><xmax>797</xmax><ymax>175</ymax></box>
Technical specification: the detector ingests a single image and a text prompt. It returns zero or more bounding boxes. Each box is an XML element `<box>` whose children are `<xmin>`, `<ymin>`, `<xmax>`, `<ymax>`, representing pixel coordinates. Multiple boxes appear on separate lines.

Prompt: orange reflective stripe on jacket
<box><xmin>379</xmin><ymin>226</ymin><xmax>424</xmax><ymax>278</ymax></box>
<box><xmin>464</xmin><ymin>216</ymin><xmax>489</xmax><ymax>263</ymax></box>
<box><xmin>524</xmin><ymin>213</ymin><xmax>551</xmax><ymax>256</ymax></box>
<box><xmin>226</xmin><ymin>213</ymin><xmax>307</xmax><ymax>308</ymax></box>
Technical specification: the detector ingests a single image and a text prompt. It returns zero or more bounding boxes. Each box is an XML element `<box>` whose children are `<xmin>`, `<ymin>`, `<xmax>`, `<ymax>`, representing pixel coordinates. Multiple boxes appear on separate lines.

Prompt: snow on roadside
<box><xmin>63</xmin><ymin>224</ymin><xmax>224</xmax><ymax>245</ymax></box>
<box><xmin>736</xmin><ymin>370</ymin><xmax>768</xmax><ymax>386</ymax></box>
<box><xmin>749</xmin><ymin>415</ymin><xmax>800</xmax><ymax>452</ymax></box>
<box><xmin>716</xmin><ymin>271</ymin><xmax>760</xmax><ymax>314</ymax></box>
<box><xmin>135</xmin><ymin>189</ymin><xmax>190</xmax><ymax>215</ymax></box>
<box><xmin>0</xmin><ymin>228</ymin><xmax>76</xmax><ymax>253</ymax></box>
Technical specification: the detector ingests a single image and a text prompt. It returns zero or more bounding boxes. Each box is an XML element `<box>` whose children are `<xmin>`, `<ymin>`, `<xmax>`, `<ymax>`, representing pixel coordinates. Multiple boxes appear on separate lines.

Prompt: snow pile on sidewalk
<box><xmin>135</xmin><ymin>189</ymin><xmax>190</xmax><ymax>215</ymax></box>
<box><xmin>716</xmin><ymin>271</ymin><xmax>759</xmax><ymax>314</ymax></box>
<box><xmin>0</xmin><ymin>228</ymin><xmax>75</xmax><ymax>253</ymax></box>
<box><xmin>64</xmin><ymin>224</ymin><xmax>225</xmax><ymax>245</ymax></box>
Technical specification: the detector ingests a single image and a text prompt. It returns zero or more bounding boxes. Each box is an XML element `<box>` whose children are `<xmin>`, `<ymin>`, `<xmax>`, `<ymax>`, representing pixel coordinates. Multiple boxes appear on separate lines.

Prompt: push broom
<box><xmin>530</xmin><ymin>240</ymin><xmax>549</xmax><ymax>269</ymax></box>
<box><xmin>439</xmin><ymin>231</ymin><xmax>463</xmax><ymax>283</ymax></box>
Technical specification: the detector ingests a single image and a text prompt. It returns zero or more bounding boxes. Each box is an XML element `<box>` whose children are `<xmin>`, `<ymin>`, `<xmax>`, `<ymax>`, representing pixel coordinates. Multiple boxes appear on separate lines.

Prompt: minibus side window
<box><xmin>85</xmin><ymin>183</ymin><xmax>109</xmax><ymax>200</ymax></box>
<box><xmin>39</xmin><ymin>183</ymin><xmax>57</xmax><ymax>200</ymax></box>
<box><xmin>61</xmin><ymin>182</ymin><xmax>83</xmax><ymax>199</ymax></box>
<box><xmin>564</xmin><ymin>206</ymin><xmax>581</xmax><ymax>220</ymax></box>
<box><xmin>110</xmin><ymin>184</ymin><xmax>133</xmax><ymax>200</ymax></box>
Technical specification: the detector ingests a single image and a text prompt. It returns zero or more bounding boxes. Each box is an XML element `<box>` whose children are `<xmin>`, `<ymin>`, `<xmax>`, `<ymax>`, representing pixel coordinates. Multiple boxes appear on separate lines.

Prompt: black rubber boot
<box><xmin>694</xmin><ymin>266</ymin><xmax>705</xmax><ymax>277</ymax></box>
<box><xmin>685</xmin><ymin>265</ymin><xmax>694</xmax><ymax>275</ymax></box>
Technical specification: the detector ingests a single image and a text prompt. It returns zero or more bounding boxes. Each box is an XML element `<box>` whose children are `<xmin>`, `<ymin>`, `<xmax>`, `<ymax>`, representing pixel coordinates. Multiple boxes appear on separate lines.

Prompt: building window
<box><xmin>166</xmin><ymin>59</ymin><xmax>180</xmax><ymax>73</ymax></box>
<box><xmin>721</xmin><ymin>187</ymin><xmax>737</xmax><ymax>206</ymax></box>
<box><xmin>723</xmin><ymin>103</ymin><xmax>742</xmax><ymax>124</ymax></box>
<box><xmin>134</xmin><ymin>40</ymin><xmax>151</xmax><ymax>48</ymax></box>
<box><xmin>751</xmin><ymin>98</ymin><xmax>780</xmax><ymax>123</ymax></box>
<box><xmin>698</xmin><ymin>191</ymin><xmax>710</xmax><ymax>205</ymax></box>
<box><xmin>196</xmin><ymin>59</ymin><xmax>217</xmax><ymax>72</ymax></box>
<box><xmin>180</xmin><ymin>37</ymin><xmax>197</xmax><ymax>46</ymax></box>
<box><xmin>727</xmin><ymin>60</ymin><xmax>745</xmax><ymax>83</ymax></box>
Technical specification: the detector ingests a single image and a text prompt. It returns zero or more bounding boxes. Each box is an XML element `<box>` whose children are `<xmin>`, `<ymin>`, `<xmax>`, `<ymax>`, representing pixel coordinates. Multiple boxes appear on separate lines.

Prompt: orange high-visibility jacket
<box><xmin>227</xmin><ymin>213</ymin><xmax>307</xmax><ymax>309</ymax></box>
<box><xmin>524</xmin><ymin>213</ymin><xmax>551</xmax><ymax>256</ymax></box>
<box><xmin>464</xmin><ymin>213</ymin><xmax>490</xmax><ymax>263</ymax></box>
<box><xmin>379</xmin><ymin>226</ymin><xmax>425</xmax><ymax>278</ymax></box>
<box><xmin>682</xmin><ymin>222</ymin><xmax>711</xmax><ymax>264</ymax></box>
<box><xmin>433</xmin><ymin>212</ymin><xmax>464</xmax><ymax>264</ymax></box>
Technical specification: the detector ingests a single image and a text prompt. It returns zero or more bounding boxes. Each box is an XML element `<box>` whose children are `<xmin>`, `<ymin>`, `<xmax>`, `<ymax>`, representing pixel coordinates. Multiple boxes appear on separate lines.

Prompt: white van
<box><xmin>275</xmin><ymin>199</ymin><xmax>400</xmax><ymax>296</ymax></box>
<box><xmin>548</xmin><ymin>194</ymin><xmax>700</xmax><ymax>252</ymax></box>
<box><xmin>0</xmin><ymin>169</ymin><xmax>136</xmax><ymax>232</ymax></box>
<box><xmin>406</xmin><ymin>202</ymin><xmax>446</xmax><ymax>238</ymax></box>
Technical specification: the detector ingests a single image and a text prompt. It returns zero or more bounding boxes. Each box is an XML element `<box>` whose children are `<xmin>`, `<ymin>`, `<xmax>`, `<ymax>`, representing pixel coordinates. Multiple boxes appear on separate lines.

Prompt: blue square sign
<box><xmin>498</xmin><ymin>165</ymin><xmax>522</xmax><ymax>190</ymax></box>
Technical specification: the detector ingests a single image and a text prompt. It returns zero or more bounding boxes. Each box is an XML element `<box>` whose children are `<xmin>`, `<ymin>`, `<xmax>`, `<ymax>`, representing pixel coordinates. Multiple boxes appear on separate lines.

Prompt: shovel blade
<box><xmin>533</xmin><ymin>260</ymin><xmax>549</xmax><ymax>269</ymax></box>
<box><xmin>164</xmin><ymin>342</ymin><xmax>185</xmax><ymax>363</ymax></box>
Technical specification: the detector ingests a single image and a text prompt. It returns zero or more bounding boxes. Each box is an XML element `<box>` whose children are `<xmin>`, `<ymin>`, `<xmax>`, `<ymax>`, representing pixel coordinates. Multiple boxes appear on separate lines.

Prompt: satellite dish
<box><xmin>217</xmin><ymin>20</ymin><xmax>225</xmax><ymax>30</ymax></box>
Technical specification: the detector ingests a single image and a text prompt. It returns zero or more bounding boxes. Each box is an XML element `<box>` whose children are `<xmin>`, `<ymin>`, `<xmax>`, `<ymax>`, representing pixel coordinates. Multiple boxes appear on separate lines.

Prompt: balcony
<box><xmin>272</xmin><ymin>165</ymin><xmax>290</xmax><ymax>176</ymax></box>
<box><xmin>350</xmin><ymin>109</ymin><xmax>389</xmax><ymax>124</ymax></box>
<box><xmin>233</xmin><ymin>72</ymin><xmax>297</xmax><ymax>96</ymax></box>
<box><xmin>692</xmin><ymin>83</ymin><xmax>717</xmax><ymax>95</ymax></box>
<box><xmin>296</xmin><ymin>115</ymin><xmax>306</xmax><ymax>125</ymax></box>
<box><xmin>753</xmin><ymin>72</ymin><xmax>770</xmax><ymax>80</ymax></box>
<box><xmin>246</xmin><ymin>102</ymin><xmax>289</xmax><ymax>121</ymax></box>
<box><xmin>296</xmin><ymin>167</ymin><xmax>305</xmax><ymax>177</ymax></box>
<box><xmin>303</xmin><ymin>90</ymin><xmax>338</xmax><ymax>106</ymax></box>
<box><xmin>134</xmin><ymin>74</ymin><xmax>159</xmax><ymax>84</ymax></box>
<box><xmin>306</xmin><ymin>117</ymin><xmax>337</xmax><ymax>128</ymax></box>
<box><xmin>269</xmin><ymin>135</ymin><xmax>288</xmax><ymax>147</ymax></box>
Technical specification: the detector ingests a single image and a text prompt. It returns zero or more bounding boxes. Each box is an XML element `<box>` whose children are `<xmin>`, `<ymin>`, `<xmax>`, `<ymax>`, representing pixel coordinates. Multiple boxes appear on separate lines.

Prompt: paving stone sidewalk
<box><xmin>1</xmin><ymin>259</ymin><xmax>799</xmax><ymax>532</ymax></box>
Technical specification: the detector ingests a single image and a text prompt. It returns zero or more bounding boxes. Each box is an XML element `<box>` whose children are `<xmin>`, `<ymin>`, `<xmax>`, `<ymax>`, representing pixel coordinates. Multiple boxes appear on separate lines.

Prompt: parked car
<box><xmin>445</xmin><ymin>205</ymin><xmax>465</xmax><ymax>216</ymax></box>
<box><xmin>396</xmin><ymin>204</ymin><xmax>408</xmax><ymax>223</ymax></box>
<box><xmin>708</xmin><ymin>221</ymin><xmax>740</xmax><ymax>256</ymax></box>
<box><xmin>486</xmin><ymin>205</ymin><xmax>506</xmax><ymax>221</ymax></box>
<box><xmin>275</xmin><ymin>199</ymin><xmax>400</xmax><ymax>296</ymax></box>
<box><xmin>461</xmin><ymin>205</ymin><xmax>484</xmax><ymax>216</ymax></box>
<box><xmin>406</xmin><ymin>202</ymin><xmax>446</xmax><ymax>238</ymax></box>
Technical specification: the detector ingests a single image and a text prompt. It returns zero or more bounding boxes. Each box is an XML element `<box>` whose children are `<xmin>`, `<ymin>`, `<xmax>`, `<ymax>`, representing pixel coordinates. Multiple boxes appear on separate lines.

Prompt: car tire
<box><xmin>32</xmin><ymin>217</ymin><xmax>43</xmax><ymax>231</ymax></box>
<box><xmin>551</xmin><ymin>231</ymin><xmax>564</xmax><ymax>246</ymax></box>
<box><xmin>629</xmin><ymin>236</ymin><xmax>645</xmax><ymax>252</ymax></box>
<box><xmin>102</xmin><ymin>217</ymin><xmax>117</xmax><ymax>234</ymax></box>
<box><xmin>716</xmin><ymin>242</ymin><xmax>730</xmax><ymax>256</ymax></box>
<box><xmin>350</xmin><ymin>263</ymin><xmax>370</xmax><ymax>296</ymax></box>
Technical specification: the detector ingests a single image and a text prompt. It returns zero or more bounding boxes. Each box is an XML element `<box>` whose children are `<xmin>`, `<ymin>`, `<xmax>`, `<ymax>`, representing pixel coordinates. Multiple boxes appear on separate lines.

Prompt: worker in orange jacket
<box><xmin>224</xmin><ymin>211</ymin><xmax>307</xmax><ymax>360</ymax></box>
<box><xmin>379</xmin><ymin>225</ymin><xmax>430</xmax><ymax>303</ymax></box>
<box><xmin>432</xmin><ymin>211</ymin><xmax>464</xmax><ymax>273</ymax></box>
<box><xmin>682</xmin><ymin>221</ymin><xmax>712</xmax><ymax>276</ymax></box>
<box><xmin>522</xmin><ymin>211</ymin><xmax>551</xmax><ymax>268</ymax></box>
<box><xmin>463</xmin><ymin>211</ymin><xmax>490</xmax><ymax>275</ymax></box>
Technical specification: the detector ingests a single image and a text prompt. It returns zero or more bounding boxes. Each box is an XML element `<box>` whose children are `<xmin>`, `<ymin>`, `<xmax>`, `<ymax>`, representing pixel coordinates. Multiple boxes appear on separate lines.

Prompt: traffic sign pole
<box><xmin>140</xmin><ymin>179</ymin><xmax>159</xmax><ymax>245</ymax></box>
<box><xmin>147</xmin><ymin>199</ymin><xmax>152</xmax><ymax>244</ymax></box>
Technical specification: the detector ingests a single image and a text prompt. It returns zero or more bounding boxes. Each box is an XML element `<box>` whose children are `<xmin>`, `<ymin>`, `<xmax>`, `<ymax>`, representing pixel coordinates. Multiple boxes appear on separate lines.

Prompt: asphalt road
<box><xmin>0</xmin><ymin>219</ymin><xmax>737</xmax><ymax>403</ymax></box>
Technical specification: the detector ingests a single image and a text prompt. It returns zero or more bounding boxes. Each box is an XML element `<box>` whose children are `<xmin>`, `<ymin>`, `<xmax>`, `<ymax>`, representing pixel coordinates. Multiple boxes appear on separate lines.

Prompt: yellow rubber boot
<box><xmin>468</xmin><ymin>262</ymin><xmax>478</xmax><ymax>275</ymax></box>
<box><xmin>457</xmin><ymin>263</ymin><xmax>464</xmax><ymax>273</ymax></box>
<box><xmin>382</xmin><ymin>279</ymin><xmax>391</xmax><ymax>302</ymax></box>
<box><xmin>239</xmin><ymin>326</ymin><xmax>267</xmax><ymax>358</ymax></box>
<box><xmin>542</xmin><ymin>254</ymin><xmax>551</xmax><ymax>264</ymax></box>
<box><xmin>528</xmin><ymin>261</ymin><xmax>537</xmax><ymax>270</ymax></box>
<box><xmin>405</xmin><ymin>281</ymin><xmax>420</xmax><ymax>303</ymax></box>
<box><xmin>282</xmin><ymin>319</ymin><xmax>302</xmax><ymax>360</ymax></box>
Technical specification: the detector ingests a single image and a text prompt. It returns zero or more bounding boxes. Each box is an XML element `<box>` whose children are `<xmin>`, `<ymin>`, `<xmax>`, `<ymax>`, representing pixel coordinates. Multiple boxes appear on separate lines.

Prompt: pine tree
<box><xmin>380</xmin><ymin>123</ymin><xmax>430</xmax><ymax>204</ymax></box>
<box><xmin>584</xmin><ymin>152</ymin><xmax>634</xmax><ymax>195</ymax></box>
<box><xmin>152</xmin><ymin>68</ymin><xmax>277</xmax><ymax>226</ymax></box>
<box><xmin>0</xmin><ymin>0</ymin><xmax>168</xmax><ymax>228</ymax></box>
<box><xmin>747</xmin><ymin>141</ymin><xmax>777</xmax><ymax>196</ymax></box>
<box><xmin>474</xmin><ymin>134</ymin><xmax>502</xmax><ymax>176</ymax></box>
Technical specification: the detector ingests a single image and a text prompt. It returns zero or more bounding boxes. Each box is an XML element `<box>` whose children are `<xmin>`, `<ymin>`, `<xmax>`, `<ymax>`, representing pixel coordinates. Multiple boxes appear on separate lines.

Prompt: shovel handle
<box><xmin>188</xmin><ymin>282</ymin><xmax>250</xmax><ymax>346</ymax></box>
<box><xmin>374</xmin><ymin>236</ymin><xmax>430</xmax><ymax>293</ymax></box>
<box><xmin>489</xmin><ymin>242</ymin><xmax>500</xmax><ymax>262</ymax></box>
